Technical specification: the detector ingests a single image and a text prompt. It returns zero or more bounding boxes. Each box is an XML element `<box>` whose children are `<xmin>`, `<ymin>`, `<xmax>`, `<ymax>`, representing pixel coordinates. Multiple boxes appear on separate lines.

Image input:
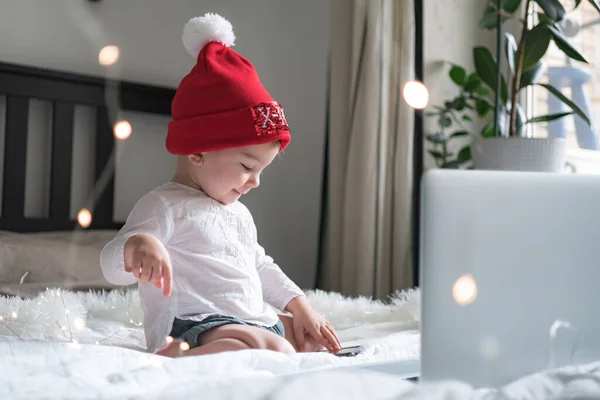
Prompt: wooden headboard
<box><xmin>0</xmin><ymin>61</ymin><xmax>175</xmax><ymax>232</ymax></box>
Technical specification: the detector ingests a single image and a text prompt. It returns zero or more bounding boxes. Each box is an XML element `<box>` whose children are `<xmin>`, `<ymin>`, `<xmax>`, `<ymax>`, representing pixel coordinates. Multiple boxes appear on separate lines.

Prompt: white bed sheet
<box><xmin>0</xmin><ymin>323</ymin><xmax>420</xmax><ymax>399</ymax></box>
<box><xmin>3</xmin><ymin>288</ymin><xmax>600</xmax><ymax>398</ymax></box>
<box><xmin>3</xmin><ymin>339</ymin><xmax>600</xmax><ymax>399</ymax></box>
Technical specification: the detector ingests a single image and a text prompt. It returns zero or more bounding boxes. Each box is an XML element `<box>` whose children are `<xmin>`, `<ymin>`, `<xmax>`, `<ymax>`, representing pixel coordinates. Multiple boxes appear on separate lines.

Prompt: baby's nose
<box><xmin>247</xmin><ymin>174</ymin><xmax>260</xmax><ymax>188</ymax></box>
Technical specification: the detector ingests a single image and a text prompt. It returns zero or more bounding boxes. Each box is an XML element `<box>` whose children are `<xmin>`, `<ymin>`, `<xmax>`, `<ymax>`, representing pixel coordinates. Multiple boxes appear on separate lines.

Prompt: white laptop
<box><xmin>419</xmin><ymin>169</ymin><xmax>600</xmax><ymax>387</ymax></box>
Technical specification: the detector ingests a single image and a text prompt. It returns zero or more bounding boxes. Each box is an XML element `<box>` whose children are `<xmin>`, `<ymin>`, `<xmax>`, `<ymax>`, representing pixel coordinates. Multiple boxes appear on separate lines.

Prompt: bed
<box><xmin>0</xmin><ymin>61</ymin><xmax>426</xmax><ymax>398</ymax></box>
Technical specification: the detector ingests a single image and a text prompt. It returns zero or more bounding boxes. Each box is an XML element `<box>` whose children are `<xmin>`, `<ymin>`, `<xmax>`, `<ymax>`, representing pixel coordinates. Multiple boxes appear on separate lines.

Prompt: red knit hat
<box><xmin>166</xmin><ymin>13</ymin><xmax>291</xmax><ymax>155</ymax></box>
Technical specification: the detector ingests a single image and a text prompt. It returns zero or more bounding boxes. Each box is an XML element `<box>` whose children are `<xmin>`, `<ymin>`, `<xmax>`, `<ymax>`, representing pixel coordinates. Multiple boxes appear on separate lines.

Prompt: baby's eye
<box><xmin>241</xmin><ymin>164</ymin><xmax>253</xmax><ymax>172</ymax></box>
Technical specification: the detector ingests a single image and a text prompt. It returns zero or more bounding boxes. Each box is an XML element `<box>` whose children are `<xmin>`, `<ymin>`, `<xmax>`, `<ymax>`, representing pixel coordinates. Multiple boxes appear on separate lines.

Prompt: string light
<box><xmin>166</xmin><ymin>336</ymin><xmax>174</xmax><ymax>344</ymax></box>
<box><xmin>0</xmin><ymin>287</ymin><xmax>149</xmax><ymax>348</ymax></box>
<box><xmin>180</xmin><ymin>342</ymin><xmax>190</xmax><ymax>351</ymax></box>
<box><xmin>403</xmin><ymin>80</ymin><xmax>429</xmax><ymax>109</ymax></box>
<box><xmin>0</xmin><ymin>287</ymin><xmax>133</xmax><ymax>345</ymax></box>
<box><xmin>125</xmin><ymin>311</ymin><xmax>143</xmax><ymax>327</ymax></box>
<box><xmin>73</xmin><ymin>318</ymin><xmax>86</xmax><ymax>330</ymax></box>
<box><xmin>452</xmin><ymin>273</ymin><xmax>478</xmax><ymax>306</ymax></box>
<box><xmin>113</xmin><ymin>120</ymin><xmax>132</xmax><ymax>140</ymax></box>
<box><xmin>77</xmin><ymin>208</ymin><xmax>92</xmax><ymax>228</ymax></box>
<box><xmin>98</xmin><ymin>45</ymin><xmax>120</xmax><ymax>66</ymax></box>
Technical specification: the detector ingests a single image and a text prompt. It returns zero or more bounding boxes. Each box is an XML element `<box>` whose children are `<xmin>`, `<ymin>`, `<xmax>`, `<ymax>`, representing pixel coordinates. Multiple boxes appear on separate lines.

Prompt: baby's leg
<box><xmin>158</xmin><ymin>324</ymin><xmax>295</xmax><ymax>358</ymax></box>
<box><xmin>278</xmin><ymin>315</ymin><xmax>326</xmax><ymax>353</ymax></box>
<box><xmin>156</xmin><ymin>337</ymin><xmax>250</xmax><ymax>357</ymax></box>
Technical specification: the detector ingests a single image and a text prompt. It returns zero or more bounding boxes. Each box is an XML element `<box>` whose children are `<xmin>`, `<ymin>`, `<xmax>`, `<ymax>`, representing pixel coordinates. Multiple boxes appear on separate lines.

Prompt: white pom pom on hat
<box><xmin>182</xmin><ymin>13</ymin><xmax>236</xmax><ymax>58</ymax></box>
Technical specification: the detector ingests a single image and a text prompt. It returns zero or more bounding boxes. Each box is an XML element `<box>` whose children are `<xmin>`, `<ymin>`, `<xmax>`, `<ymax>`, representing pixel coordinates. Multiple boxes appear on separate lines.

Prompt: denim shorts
<box><xmin>169</xmin><ymin>314</ymin><xmax>285</xmax><ymax>349</ymax></box>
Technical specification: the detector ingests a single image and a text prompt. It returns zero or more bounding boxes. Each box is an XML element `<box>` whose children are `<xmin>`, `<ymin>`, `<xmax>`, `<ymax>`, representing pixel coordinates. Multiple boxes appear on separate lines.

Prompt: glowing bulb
<box><xmin>95</xmin><ymin>341</ymin><xmax>100</xmax><ymax>345</ymax></box>
<box><xmin>77</xmin><ymin>208</ymin><xmax>92</xmax><ymax>228</ymax></box>
<box><xmin>403</xmin><ymin>80</ymin><xmax>429</xmax><ymax>109</ymax></box>
<box><xmin>166</xmin><ymin>336</ymin><xmax>174</xmax><ymax>344</ymax></box>
<box><xmin>0</xmin><ymin>316</ymin><xmax>3</xmax><ymax>321</ymax></box>
<box><xmin>11</xmin><ymin>312</ymin><xmax>17</xmax><ymax>319</ymax></box>
<box><xmin>98</xmin><ymin>45</ymin><xmax>120</xmax><ymax>66</ymax></box>
<box><xmin>73</xmin><ymin>318</ymin><xmax>85</xmax><ymax>330</ymax></box>
<box><xmin>113</xmin><ymin>120</ymin><xmax>132</xmax><ymax>140</ymax></box>
<box><xmin>180</xmin><ymin>342</ymin><xmax>190</xmax><ymax>351</ymax></box>
<box><xmin>452</xmin><ymin>273</ymin><xmax>477</xmax><ymax>305</ymax></box>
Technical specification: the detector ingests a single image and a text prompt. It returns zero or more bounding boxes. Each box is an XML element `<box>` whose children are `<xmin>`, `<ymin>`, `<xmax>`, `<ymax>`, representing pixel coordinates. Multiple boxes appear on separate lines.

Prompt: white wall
<box><xmin>0</xmin><ymin>0</ymin><xmax>330</xmax><ymax>289</ymax></box>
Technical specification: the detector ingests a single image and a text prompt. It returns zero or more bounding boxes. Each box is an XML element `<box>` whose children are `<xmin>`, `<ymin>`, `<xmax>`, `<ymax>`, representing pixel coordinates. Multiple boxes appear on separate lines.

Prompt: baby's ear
<box><xmin>188</xmin><ymin>153</ymin><xmax>204</xmax><ymax>166</ymax></box>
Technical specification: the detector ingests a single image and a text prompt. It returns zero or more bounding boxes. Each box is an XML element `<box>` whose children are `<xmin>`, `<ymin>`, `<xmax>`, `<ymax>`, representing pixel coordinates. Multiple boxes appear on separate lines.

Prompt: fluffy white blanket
<box><xmin>0</xmin><ymin>287</ymin><xmax>420</xmax><ymax>350</ymax></box>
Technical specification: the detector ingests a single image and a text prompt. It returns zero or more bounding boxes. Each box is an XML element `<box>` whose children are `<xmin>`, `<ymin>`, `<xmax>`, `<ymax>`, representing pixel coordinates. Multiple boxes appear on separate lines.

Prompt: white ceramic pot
<box><xmin>471</xmin><ymin>137</ymin><xmax>567</xmax><ymax>173</ymax></box>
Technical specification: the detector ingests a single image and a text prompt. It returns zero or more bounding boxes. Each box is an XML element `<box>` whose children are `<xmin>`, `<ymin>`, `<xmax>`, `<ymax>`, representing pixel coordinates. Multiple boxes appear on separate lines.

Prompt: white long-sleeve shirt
<box><xmin>100</xmin><ymin>182</ymin><xmax>305</xmax><ymax>353</ymax></box>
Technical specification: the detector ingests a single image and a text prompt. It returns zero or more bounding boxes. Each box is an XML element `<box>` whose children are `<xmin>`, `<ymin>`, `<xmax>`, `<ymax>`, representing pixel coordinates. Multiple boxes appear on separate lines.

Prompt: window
<box><xmin>529</xmin><ymin>1</ymin><xmax>600</xmax><ymax>173</ymax></box>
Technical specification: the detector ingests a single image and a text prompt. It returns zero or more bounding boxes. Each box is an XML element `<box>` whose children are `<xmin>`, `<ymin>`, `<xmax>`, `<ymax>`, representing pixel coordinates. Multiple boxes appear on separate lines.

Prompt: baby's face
<box><xmin>192</xmin><ymin>142</ymin><xmax>280</xmax><ymax>205</ymax></box>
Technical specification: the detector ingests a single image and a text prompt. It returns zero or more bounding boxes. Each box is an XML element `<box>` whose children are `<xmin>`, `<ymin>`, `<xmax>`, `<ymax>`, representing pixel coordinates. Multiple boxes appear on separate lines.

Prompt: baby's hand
<box><xmin>124</xmin><ymin>234</ymin><xmax>172</xmax><ymax>296</ymax></box>
<box><xmin>286</xmin><ymin>296</ymin><xmax>341</xmax><ymax>353</ymax></box>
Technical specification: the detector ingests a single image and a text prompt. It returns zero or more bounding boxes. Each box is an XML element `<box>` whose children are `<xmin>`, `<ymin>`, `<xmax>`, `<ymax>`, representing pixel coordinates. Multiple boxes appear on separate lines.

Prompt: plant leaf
<box><xmin>439</xmin><ymin>115</ymin><xmax>452</xmax><ymax>128</ymax></box>
<box><xmin>479</xmin><ymin>8</ymin><xmax>502</xmax><ymax>29</ymax></box>
<box><xmin>449</xmin><ymin>66</ymin><xmax>467</xmax><ymax>86</ymax></box>
<box><xmin>463</xmin><ymin>115</ymin><xmax>474</xmax><ymax>122</ymax></box>
<box><xmin>522</xmin><ymin>24</ymin><xmax>552</xmax><ymax>70</ymax></box>
<box><xmin>452</xmin><ymin>97</ymin><xmax>467</xmax><ymax>111</ymax></box>
<box><xmin>588</xmin><ymin>0</ymin><xmax>600</xmax><ymax>13</ymax></box>
<box><xmin>537</xmin><ymin>12</ymin><xmax>552</xmax><ymax>24</ymax></box>
<box><xmin>526</xmin><ymin>111</ymin><xmax>574</xmax><ymax>124</ymax></box>
<box><xmin>503</xmin><ymin>0</ymin><xmax>524</xmax><ymax>13</ymax></box>
<box><xmin>441</xmin><ymin>160</ymin><xmax>462</xmax><ymax>169</ymax></box>
<box><xmin>546</xmin><ymin>24</ymin><xmax>588</xmax><ymax>63</ymax></box>
<box><xmin>476</xmin><ymin>99</ymin><xmax>493</xmax><ymax>117</ymax></box>
<box><xmin>479</xmin><ymin>0</ymin><xmax>522</xmax><ymax>29</ymax></box>
<box><xmin>534</xmin><ymin>0</ymin><xmax>566</xmax><ymax>22</ymax></box>
<box><xmin>505</xmin><ymin>32</ymin><xmax>518</xmax><ymax>74</ymax></box>
<box><xmin>426</xmin><ymin>133</ymin><xmax>444</xmax><ymax>143</ymax></box>
<box><xmin>473</xmin><ymin>47</ymin><xmax>508</xmax><ymax>103</ymax></box>
<box><xmin>481</xmin><ymin>123</ymin><xmax>496</xmax><ymax>138</ymax></box>
<box><xmin>464</xmin><ymin>73</ymin><xmax>482</xmax><ymax>92</ymax></box>
<box><xmin>428</xmin><ymin>150</ymin><xmax>444</xmax><ymax>159</ymax></box>
<box><xmin>539</xmin><ymin>83</ymin><xmax>591</xmax><ymax>125</ymax></box>
<box><xmin>475</xmin><ymin>86</ymin><xmax>491</xmax><ymax>96</ymax></box>
<box><xmin>450</xmin><ymin>131</ymin><xmax>469</xmax><ymax>139</ymax></box>
<box><xmin>520</xmin><ymin>60</ymin><xmax>548</xmax><ymax>88</ymax></box>
<box><xmin>457</xmin><ymin>146</ymin><xmax>472</xmax><ymax>163</ymax></box>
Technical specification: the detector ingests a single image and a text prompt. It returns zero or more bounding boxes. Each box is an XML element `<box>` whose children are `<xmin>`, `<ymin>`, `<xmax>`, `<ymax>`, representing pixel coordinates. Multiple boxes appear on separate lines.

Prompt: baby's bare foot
<box><xmin>155</xmin><ymin>337</ymin><xmax>189</xmax><ymax>358</ymax></box>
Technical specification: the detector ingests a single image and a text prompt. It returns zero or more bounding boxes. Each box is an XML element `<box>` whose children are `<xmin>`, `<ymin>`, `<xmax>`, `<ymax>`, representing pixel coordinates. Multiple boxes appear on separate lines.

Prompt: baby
<box><xmin>100</xmin><ymin>13</ymin><xmax>341</xmax><ymax>357</ymax></box>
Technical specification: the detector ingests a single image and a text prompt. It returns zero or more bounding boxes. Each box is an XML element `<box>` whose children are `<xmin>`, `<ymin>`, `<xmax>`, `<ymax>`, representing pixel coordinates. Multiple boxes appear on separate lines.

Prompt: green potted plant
<box><xmin>470</xmin><ymin>0</ymin><xmax>600</xmax><ymax>172</ymax></box>
<box><xmin>426</xmin><ymin>64</ymin><xmax>495</xmax><ymax>169</ymax></box>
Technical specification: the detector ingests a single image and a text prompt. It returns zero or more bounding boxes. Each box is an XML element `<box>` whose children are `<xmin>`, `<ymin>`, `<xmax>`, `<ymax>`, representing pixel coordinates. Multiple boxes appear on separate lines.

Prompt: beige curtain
<box><xmin>319</xmin><ymin>0</ymin><xmax>416</xmax><ymax>299</ymax></box>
